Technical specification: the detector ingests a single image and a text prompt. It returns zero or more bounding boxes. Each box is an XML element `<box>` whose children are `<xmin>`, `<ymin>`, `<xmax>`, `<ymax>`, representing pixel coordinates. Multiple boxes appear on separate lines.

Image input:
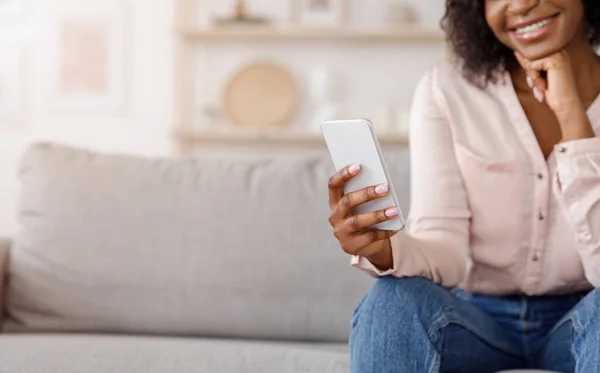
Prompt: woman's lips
<box><xmin>510</xmin><ymin>14</ymin><xmax>560</xmax><ymax>42</ymax></box>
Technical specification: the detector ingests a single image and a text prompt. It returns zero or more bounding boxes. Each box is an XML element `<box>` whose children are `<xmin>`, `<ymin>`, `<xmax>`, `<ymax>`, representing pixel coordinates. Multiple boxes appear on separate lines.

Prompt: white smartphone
<box><xmin>321</xmin><ymin>118</ymin><xmax>406</xmax><ymax>231</ymax></box>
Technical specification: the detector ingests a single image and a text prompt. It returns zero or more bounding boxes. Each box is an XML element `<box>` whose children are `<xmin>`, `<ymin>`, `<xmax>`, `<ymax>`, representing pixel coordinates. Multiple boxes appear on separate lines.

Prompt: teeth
<box><xmin>516</xmin><ymin>19</ymin><xmax>551</xmax><ymax>34</ymax></box>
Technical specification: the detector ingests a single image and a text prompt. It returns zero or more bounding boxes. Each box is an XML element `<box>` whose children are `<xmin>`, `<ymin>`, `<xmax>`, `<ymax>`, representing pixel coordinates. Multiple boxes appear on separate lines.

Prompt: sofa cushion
<box><xmin>0</xmin><ymin>334</ymin><xmax>349</xmax><ymax>373</ymax></box>
<box><xmin>5</xmin><ymin>142</ymin><xmax>411</xmax><ymax>341</ymax></box>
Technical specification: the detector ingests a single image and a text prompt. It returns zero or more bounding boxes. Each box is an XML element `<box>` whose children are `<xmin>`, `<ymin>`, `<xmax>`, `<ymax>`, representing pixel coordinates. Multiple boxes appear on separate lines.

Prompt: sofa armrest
<box><xmin>0</xmin><ymin>237</ymin><xmax>10</xmax><ymax>326</ymax></box>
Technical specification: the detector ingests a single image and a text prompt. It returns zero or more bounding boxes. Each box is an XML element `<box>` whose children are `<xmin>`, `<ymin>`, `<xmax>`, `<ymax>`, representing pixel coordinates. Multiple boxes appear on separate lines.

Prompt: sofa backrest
<box><xmin>4</xmin><ymin>142</ymin><xmax>411</xmax><ymax>342</ymax></box>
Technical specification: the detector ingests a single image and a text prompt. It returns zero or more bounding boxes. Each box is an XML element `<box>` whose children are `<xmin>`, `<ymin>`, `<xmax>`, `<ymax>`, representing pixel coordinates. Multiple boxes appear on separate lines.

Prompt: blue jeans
<box><xmin>350</xmin><ymin>277</ymin><xmax>600</xmax><ymax>373</ymax></box>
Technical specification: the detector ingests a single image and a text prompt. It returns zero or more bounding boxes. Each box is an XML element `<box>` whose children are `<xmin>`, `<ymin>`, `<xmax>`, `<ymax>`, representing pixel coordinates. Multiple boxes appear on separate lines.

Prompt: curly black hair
<box><xmin>442</xmin><ymin>0</ymin><xmax>600</xmax><ymax>87</ymax></box>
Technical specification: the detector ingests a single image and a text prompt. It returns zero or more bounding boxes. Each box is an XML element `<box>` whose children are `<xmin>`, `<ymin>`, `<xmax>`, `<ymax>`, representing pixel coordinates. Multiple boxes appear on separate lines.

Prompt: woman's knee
<box><xmin>350</xmin><ymin>277</ymin><xmax>453</xmax><ymax>372</ymax></box>
<box><xmin>354</xmin><ymin>276</ymin><xmax>452</xmax><ymax>328</ymax></box>
<box><xmin>574</xmin><ymin>288</ymin><xmax>600</xmax><ymax>331</ymax></box>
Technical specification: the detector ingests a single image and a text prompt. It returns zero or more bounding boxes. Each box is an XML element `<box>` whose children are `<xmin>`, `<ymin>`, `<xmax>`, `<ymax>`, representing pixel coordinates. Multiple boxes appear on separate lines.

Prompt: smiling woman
<box><xmin>328</xmin><ymin>0</ymin><xmax>600</xmax><ymax>372</ymax></box>
<box><xmin>442</xmin><ymin>0</ymin><xmax>600</xmax><ymax>85</ymax></box>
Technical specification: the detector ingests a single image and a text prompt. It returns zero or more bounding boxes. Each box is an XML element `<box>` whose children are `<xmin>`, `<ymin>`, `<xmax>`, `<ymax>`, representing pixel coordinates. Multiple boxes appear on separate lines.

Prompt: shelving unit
<box><xmin>173</xmin><ymin>128</ymin><xmax>409</xmax><ymax>147</ymax></box>
<box><xmin>177</xmin><ymin>26</ymin><xmax>445</xmax><ymax>43</ymax></box>
<box><xmin>172</xmin><ymin>1</ymin><xmax>444</xmax><ymax>155</ymax></box>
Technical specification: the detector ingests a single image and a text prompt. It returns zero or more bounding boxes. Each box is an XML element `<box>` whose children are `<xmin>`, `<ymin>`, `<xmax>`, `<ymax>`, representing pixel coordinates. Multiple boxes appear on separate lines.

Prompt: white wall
<box><xmin>0</xmin><ymin>0</ymin><xmax>174</xmax><ymax>236</ymax></box>
<box><xmin>0</xmin><ymin>0</ymin><xmax>446</xmax><ymax>236</ymax></box>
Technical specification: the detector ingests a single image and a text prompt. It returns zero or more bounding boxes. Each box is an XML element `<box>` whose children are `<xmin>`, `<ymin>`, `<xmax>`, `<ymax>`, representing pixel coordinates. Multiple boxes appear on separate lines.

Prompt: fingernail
<box><xmin>385</xmin><ymin>207</ymin><xmax>399</xmax><ymax>218</ymax></box>
<box><xmin>375</xmin><ymin>184</ymin><xmax>389</xmax><ymax>195</ymax></box>
<box><xmin>526</xmin><ymin>76</ymin><xmax>533</xmax><ymax>88</ymax></box>
<box><xmin>348</xmin><ymin>164</ymin><xmax>361</xmax><ymax>173</ymax></box>
<box><xmin>533</xmin><ymin>87</ymin><xmax>544</xmax><ymax>103</ymax></box>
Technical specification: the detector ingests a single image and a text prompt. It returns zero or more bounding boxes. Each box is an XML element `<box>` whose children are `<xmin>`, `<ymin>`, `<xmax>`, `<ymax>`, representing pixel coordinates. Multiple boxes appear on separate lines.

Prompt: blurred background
<box><xmin>0</xmin><ymin>1</ymin><xmax>449</xmax><ymax>368</ymax></box>
<box><xmin>0</xmin><ymin>0</ymin><xmax>447</xmax><ymax>236</ymax></box>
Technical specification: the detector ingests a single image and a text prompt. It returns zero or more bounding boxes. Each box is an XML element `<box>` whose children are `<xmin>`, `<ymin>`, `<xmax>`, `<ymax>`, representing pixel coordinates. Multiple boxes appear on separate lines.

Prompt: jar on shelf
<box><xmin>384</xmin><ymin>0</ymin><xmax>419</xmax><ymax>26</ymax></box>
<box><xmin>194</xmin><ymin>104</ymin><xmax>221</xmax><ymax>131</ymax></box>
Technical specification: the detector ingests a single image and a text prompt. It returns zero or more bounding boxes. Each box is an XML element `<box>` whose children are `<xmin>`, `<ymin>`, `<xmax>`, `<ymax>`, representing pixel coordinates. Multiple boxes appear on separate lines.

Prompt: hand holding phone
<box><xmin>323</xmin><ymin>119</ymin><xmax>406</xmax><ymax>266</ymax></box>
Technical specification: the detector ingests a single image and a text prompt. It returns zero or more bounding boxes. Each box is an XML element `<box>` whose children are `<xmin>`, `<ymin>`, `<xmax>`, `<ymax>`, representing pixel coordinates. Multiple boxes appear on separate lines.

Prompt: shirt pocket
<box><xmin>454</xmin><ymin>142</ymin><xmax>519</xmax><ymax>173</ymax></box>
<box><xmin>453</xmin><ymin>142</ymin><xmax>526</xmax><ymax>270</ymax></box>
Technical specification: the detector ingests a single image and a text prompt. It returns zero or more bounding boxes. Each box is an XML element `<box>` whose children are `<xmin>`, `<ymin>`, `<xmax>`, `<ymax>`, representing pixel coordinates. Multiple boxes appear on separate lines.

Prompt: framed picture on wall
<box><xmin>0</xmin><ymin>43</ymin><xmax>24</xmax><ymax>126</ymax></box>
<box><xmin>44</xmin><ymin>0</ymin><xmax>128</xmax><ymax>115</ymax></box>
<box><xmin>292</xmin><ymin>0</ymin><xmax>348</xmax><ymax>28</ymax></box>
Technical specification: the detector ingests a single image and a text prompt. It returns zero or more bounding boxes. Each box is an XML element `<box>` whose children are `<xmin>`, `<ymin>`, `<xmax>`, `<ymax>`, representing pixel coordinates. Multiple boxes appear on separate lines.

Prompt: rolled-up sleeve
<box><xmin>352</xmin><ymin>70</ymin><xmax>472</xmax><ymax>288</ymax></box>
<box><xmin>553</xmin><ymin>137</ymin><xmax>600</xmax><ymax>286</ymax></box>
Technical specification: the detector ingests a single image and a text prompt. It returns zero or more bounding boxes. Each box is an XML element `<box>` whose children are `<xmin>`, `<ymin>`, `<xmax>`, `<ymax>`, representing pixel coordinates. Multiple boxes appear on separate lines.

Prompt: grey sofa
<box><xmin>0</xmin><ymin>142</ymin><xmax>413</xmax><ymax>372</ymax></box>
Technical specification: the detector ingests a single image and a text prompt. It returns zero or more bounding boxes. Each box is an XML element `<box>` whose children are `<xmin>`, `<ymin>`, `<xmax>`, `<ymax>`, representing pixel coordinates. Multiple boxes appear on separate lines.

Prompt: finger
<box><xmin>516</xmin><ymin>50</ymin><xmax>566</xmax><ymax>73</ymax></box>
<box><xmin>352</xmin><ymin>230</ymin><xmax>399</xmax><ymax>257</ymax></box>
<box><xmin>328</xmin><ymin>163</ymin><xmax>360</xmax><ymax>208</ymax></box>
<box><xmin>514</xmin><ymin>51</ymin><xmax>537</xmax><ymax>73</ymax></box>
<box><xmin>515</xmin><ymin>52</ymin><xmax>543</xmax><ymax>85</ymax></box>
<box><xmin>525</xmin><ymin>69</ymin><xmax>545</xmax><ymax>90</ymax></box>
<box><xmin>515</xmin><ymin>52</ymin><xmax>547</xmax><ymax>102</ymax></box>
<box><xmin>333</xmin><ymin>183</ymin><xmax>389</xmax><ymax>220</ymax></box>
<box><xmin>515</xmin><ymin>51</ymin><xmax>548</xmax><ymax>71</ymax></box>
<box><xmin>344</xmin><ymin>206</ymin><xmax>399</xmax><ymax>233</ymax></box>
<box><xmin>514</xmin><ymin>51</ymin><xmax>528</xmax><ymax>70</ymax></box>
<box><xmin>529</xmin><ymin>70</ymin><xmax>546</xmax><ymax>103</ymax></box>
<box><xmin>527</xmin><ymin>54</ymin><xmax>565</xmax><ymax>72</ymax></box>
<box><xmin>532</xmin><ymin>85</ymin><xmax>546</xmax><ymax>103</ymax></box>
<box><xmin>532</xmin><ymin>71</ymin><xmax>547</xmax><ymax>91</ymax></box>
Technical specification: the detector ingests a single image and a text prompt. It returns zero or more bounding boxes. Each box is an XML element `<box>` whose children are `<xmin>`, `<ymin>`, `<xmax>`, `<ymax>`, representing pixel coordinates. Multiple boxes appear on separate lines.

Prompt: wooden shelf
<box><xmin>173</xmin><ymin>128</ymin><xmax>409</xmax><ymax>146</ymax></box>
<box><xmin>178</xmin><ymin>26</ymin><xmax>446</xmax><ymax>43</ymax></box>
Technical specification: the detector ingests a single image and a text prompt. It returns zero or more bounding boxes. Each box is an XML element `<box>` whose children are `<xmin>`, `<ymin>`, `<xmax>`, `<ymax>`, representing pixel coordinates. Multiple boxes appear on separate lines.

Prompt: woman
<box><xmin>327</xmin><ymin>0</ymin><xmax>600</xmax><ymax>372</ymax></box>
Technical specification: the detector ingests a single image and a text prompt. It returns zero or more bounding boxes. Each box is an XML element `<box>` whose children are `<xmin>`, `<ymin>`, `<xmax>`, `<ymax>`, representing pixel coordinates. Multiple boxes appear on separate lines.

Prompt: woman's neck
<box><xmin>565</xmin><ymin>37</ymin><xmax>600</xmax><ymax>107</ymax></box>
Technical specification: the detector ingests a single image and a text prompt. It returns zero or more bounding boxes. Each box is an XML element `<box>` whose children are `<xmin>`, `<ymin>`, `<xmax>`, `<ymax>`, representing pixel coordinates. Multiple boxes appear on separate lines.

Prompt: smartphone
<box><xmin>321</xmin><ymin>118</ymin><xmax>406</xmax><ymax>231</ymax></box>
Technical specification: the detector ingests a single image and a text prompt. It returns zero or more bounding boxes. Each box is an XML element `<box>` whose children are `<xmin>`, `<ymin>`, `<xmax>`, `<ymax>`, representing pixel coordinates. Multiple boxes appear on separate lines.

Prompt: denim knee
<box><xmin>573</xmin><ymin>288</ymin><xmax>600</xmax><ymax>333</ymax></box>
<box><xmin>353</xmin><ymin>276</ymin><xmax>450</xmax><ymax>333</ymax></box>
<box><xmin>350</xmin><ymin>277</ymin><xmax>446</xmax><ymax>373</ymax></box>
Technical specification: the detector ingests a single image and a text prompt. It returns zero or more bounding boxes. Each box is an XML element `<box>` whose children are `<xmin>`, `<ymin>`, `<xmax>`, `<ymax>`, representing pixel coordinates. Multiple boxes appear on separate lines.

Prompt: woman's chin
<box><xmin>513</xmin><ymin>40</ymin><xmax>566</xmax><ymax>61</ymax></box>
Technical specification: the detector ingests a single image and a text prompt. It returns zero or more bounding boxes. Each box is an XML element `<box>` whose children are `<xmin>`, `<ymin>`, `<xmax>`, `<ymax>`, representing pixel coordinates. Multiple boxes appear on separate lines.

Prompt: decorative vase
<box><xmin>309</xmin><ymin>67</ymin><xmax>340</xmax><ymax>131</ymax></box>
<box><xmin>385</xmin><ymin>0</ymin><xmax>419</xmax><ymax>26</ymax></box>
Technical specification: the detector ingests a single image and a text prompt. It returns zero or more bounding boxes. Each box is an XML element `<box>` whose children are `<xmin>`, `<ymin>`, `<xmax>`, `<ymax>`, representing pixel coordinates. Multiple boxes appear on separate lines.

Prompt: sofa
<box><xmin>0</xmin><ymin>142</ymin><xmax>413</xmax><ymax>372</ymax></box>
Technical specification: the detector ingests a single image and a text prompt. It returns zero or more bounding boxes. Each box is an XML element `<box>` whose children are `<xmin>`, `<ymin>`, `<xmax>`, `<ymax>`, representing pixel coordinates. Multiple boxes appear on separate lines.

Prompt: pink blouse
<box><xmin>353</xmin><ymin>60</ymin><xmax>600</xmax><ymax>296</ymax></box>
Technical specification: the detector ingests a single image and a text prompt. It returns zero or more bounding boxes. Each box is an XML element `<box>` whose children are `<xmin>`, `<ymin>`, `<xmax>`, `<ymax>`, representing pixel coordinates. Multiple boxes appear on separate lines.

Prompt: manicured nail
<box><xmin>385</xmin><ymin>207</ymin><xmax>399</xmax><ymax>218</ymax></box>
<box><xmin>375</xmin><ymin>184</ymin><xmax>389</xmax><ymax>195</ymax></box>
<box><xmin>526</xmin><ymin>76</ymin><xmax>533</xmax><ymax>88</ymax></box>
<box><xmin>348</xmin><ymin>164</ymin><xmax>361</xmax><ymax>174</ymax></box>
<box><xmin>533</xmin><ymin>87</ymin><xmax>544</xmax><ymax>103</ymax></box>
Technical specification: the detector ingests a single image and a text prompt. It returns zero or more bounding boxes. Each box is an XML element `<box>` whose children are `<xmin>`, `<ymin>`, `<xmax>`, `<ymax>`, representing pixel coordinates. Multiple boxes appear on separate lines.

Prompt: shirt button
<box><xmin>538</xmin><ymin>212</ymin><xmax>545</xmax><ymax>221</ymax></box>
<box><xmin>532</xmin><ymin>254</ymin><xmax>539</xmax><ymax>262</ymax></box>
<box><xmin>557</xmin><ymin>146</ymin><xmax>567</xmax><ymax>153</ymax></box>
<box><xmin>537</xmin><ymin>173</ymin><xmax>543</xmax><ymax>180</ymax></box>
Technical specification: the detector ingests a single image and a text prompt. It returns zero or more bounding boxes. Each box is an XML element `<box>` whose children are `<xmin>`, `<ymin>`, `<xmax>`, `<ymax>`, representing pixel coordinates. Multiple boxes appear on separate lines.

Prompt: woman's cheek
<box><xmin>485</xmin><ymin>3</ymin><xmax>513</xmax><ymax>48</ymax></box>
